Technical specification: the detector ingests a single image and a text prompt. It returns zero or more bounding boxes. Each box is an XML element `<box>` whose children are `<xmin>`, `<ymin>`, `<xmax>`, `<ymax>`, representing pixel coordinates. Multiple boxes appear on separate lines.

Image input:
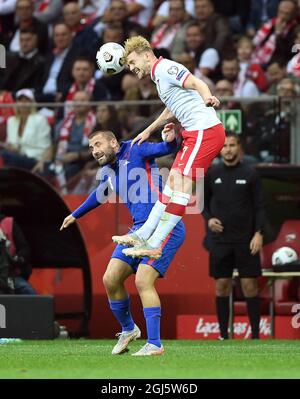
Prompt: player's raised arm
<box><xmin>131</xmin><ymin>108</ymin><xmax>174</xmax><ymax>147</ymax></box>
<box><xmin>183</xmin><ymin>74</ymin><xmax>220</xmax><ymax>107</ymax></box>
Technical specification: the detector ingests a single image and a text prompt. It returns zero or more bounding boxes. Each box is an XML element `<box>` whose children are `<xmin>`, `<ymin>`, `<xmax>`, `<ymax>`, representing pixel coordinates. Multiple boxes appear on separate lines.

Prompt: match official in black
<box><xmin>203</xmin><ymin>132</ymin><xmax>265</xmax><ymax>339</ymax></box>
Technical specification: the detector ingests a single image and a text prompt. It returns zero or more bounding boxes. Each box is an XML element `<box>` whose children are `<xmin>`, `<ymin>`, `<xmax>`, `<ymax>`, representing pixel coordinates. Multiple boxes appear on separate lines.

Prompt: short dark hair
<box><xmin>186</xmin><ymin>21</ymin><xmax>205</xmax><ymax>34</ymax></box>
<box><xmin>53</xmin><ymin>21</ymin><xmax>72</xmax><ymax>31</ymax></box>
<box><xmin>88</xmin><ymin>130</ymin><xmax>117</xmax><ymax>141</ymax></box>
<box><xmin>72</xmin><ymin>56</ymin><xmax>95</xmax><ymax>67</ymax></box>
<box><xmin>268</xmin><ymin>57</ymin><xmax>287</xmax><ymax>69</ymax></box>
<box><xmin>222</xmin><ymin>56</ymin><xmax>238</xmax><ymax>64</ymax></box>
<box><xmin>225</xmin><ymin>130</ymin><xmax>241</xmax><ymax>143</ymax></box>
<box><xmin>20</xmin><ymin>26</ymin><xmax>37</xmax><ymax>35</ymax></box>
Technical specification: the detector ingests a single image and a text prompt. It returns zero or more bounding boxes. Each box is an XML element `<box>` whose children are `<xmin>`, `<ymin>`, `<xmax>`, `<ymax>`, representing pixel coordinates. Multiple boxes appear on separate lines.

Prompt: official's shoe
<box><xmin>111</xmin><ymin>324</ymin><xmax>141</xmax><ymax>355</ymax></box>
<box><xmin>132</xmin><ymin>343</ymin><xmax>164</xmax><ymax>356</ymax></box>
<box><xmin>122</xmin><ymin>244</ymin><xmax>162</xmax><ymax>259</ymax></box>
<box><xmin>112</xmin><ymin>233</ymin><xmax>143</xmax><ymax>247</ymax></box>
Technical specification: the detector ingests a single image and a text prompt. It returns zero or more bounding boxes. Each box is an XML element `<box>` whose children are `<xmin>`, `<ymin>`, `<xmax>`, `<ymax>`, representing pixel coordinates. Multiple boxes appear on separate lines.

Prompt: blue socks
<box><xmin>109</xmin><ymin>300</ymin><xmax>162</xmax><ymax>346</ymax></box>
<box><xmin>109</xmin><ymin>297</ymin><xmax>135</xmax><ymax>332</ymax></box>
<box><xmin>144</xmin><ymin>306</ymin><xmax>161</xmax><ymax>347</ymax></box>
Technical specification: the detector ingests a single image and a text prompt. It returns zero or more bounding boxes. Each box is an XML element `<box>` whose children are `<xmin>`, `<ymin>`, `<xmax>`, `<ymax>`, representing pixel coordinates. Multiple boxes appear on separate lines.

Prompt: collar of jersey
<box><xmin>151</xmin><ymin>56</ymin><xmax>163</xmax><ymax>81</ymax></box>
<box><xmin>116</xmin><ymin>141</ymin><xmax>129</xmax><ymax>161</ymax></box>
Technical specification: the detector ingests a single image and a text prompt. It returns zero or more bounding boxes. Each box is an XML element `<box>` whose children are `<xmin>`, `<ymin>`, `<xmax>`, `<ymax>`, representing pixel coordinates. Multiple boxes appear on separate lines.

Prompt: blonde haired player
<box><xmin>113</xmin><ymin>36</ymin><xmax>225</xmax><ymax>259</ymax></box>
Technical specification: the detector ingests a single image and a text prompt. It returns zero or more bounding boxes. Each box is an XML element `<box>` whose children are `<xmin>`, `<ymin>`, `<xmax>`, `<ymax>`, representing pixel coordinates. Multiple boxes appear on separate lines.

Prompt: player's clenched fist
<box><xmin>60</xmin><ymin>214</ymin><xmax>76</xmax><ymax>231</ymax></box>
<box><xmin>161</xmin><ymin>123</ymin><xmax>175</xmax><ymax>142</ymax></box>
<box><xmin>205</xmin><ymin>96</ymin><xmax>220</xmax><ymax>107</ymax></box>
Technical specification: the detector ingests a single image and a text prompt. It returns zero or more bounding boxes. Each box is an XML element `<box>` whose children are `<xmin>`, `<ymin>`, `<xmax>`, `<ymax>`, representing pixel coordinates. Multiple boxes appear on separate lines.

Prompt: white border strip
<box><xmin>183</xmin><ymin>130</ymin><xmax>203</xmax><ymax>176</ymax></box>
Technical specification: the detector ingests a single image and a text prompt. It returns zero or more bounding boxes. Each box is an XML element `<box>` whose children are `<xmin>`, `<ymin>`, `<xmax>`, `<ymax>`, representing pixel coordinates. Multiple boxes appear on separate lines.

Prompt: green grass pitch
<box><xmin>1</xmin><ymin>339</ymin><xmax>300</xmax><ymax>379</ymax></box>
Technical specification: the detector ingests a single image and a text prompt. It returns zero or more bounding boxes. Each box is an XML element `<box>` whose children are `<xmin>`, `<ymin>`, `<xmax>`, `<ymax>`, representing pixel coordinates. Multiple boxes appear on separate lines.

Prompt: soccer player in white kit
<box><xmin>113</xmin><ymin>36</ymin><xmax>225</xmax><ymax>259</ymax></box>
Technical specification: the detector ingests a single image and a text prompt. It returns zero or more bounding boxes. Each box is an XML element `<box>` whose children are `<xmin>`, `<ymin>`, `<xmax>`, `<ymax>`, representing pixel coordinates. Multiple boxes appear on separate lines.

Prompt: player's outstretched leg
<box><xmin>122</xmin><ymin>243</ymin><xmax>162</xmax><ymax>259</ymax></box>
<box><xmin>112</xmin><ymin>231</ymin><xmax>143</xmax><ymax>247</ymax></box>
<box><xmin>123</xmin><ymin>169</ymin><xmax>191</xmax><ymax>259</ymax></box>
<box><xmin>112</xmin><ymin>186</ymin><xmax>173</xmax><ymax>246</ymax></box>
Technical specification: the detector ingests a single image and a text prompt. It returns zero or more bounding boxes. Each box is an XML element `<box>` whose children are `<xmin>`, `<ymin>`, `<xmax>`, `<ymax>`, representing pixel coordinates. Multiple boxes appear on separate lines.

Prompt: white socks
<box><xmin>134</xmin><ymin>185</ymin><xmax>173</xmax><ymax>240</ymax></box>
<box><xmin>147</xmin><ymin>191</ymin><xmax>190</xmax><ymax>248</ymax></box>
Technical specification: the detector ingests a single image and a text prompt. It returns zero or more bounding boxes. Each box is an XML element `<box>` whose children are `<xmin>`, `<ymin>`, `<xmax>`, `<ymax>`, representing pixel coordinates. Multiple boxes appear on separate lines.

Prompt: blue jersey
<box><xmin>72</xmin><ymin>139</ymin><xmax>186</xmax><ymax>277</ymax></box>
<box><xmin>72</xmin><ymin>139</ymin><xmax>179</xmax><ymax>225</ymax></box>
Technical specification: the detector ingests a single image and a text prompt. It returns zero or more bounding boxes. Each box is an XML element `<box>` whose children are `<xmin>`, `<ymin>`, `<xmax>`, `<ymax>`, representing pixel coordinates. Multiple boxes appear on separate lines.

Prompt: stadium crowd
<box><xmin>0</xmin><ymin>0</ymin><xmax>299</xmax><ymax>192</ymax></box>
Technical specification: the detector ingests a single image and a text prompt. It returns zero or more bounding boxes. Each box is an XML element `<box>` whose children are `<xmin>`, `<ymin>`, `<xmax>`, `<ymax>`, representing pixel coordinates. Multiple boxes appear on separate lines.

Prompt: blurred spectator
<box><xmin>52</xmin><ymin>91</ymin><xmax>95</xmax><ymax>182</ymax></box>
<box><xmin>175</xmin><ymin>53</ymin><xmax>215</xmax><ymax>92</ymax></box>
<box><xmin>250</xmin><ymin>77</ymin><xmax>298</xmax><ymax>162</ymax></box>
<box><xmin>212</xmin><ymin>0</ymin><xmax>251</xmax><ymax>35</ymax></box>
<box><xmin>247</xmin><ymin>0</ymin><xmax>280</xmax><ymax>37</ymax></box>
<box><xmin>94</xmin><ymin>104</ymin><xmax>123</xmax><ymax>140</ymax></box>
<box><xmin>266</xmin><ymin>58</ymin><xmax>288</xmax><ymax>94</ymax></box>
<box><xmin>0</xmin><ymin>211</ymin><xmax>36</xmax><ymax>295</ymax></box>
<box><xmin>127</xmin><ymin>21</ymin><xmax>151</xmax><ymax>40</ymax></box>
<box><xmin>95</xmin><ymin>0</ymin><xmax>142</xmax><ymax>39</ymax></box>
<box><xmin>213</xmin><ymin>79</ymin><xmax>241</xmax><ymax>114</ymax></box>
<box><xmin>152</xmin><ymin>0</ymin><xmax>194</xmax><ymax>28</ymax></box>
<box><xmin>221</xmin><ymin>57</ymin><xmax>260</xmax><ymax>97</ymax></box>
<box><xmin>38</xmin><ymin>22</ymin><xmax>82</xmax><ymax>103</ymax></box>
<box><xmin>277</xmin><ymin>76</ymin><xmax>299</xmax><ymax>96</ymax></box>
<box><xmin>0</xmin><ymin>27</ymin><xmax>45</xmax><ymax>92</ymax></box>
<box><xmin>237</xmin><ymin>36</ymin><xmax>268</xmax><ymax>92</ymax></box>
<box><xmin>287</xmin><ymin>25</ymin><xmax>300</xmax><ymax>78</ymax></box>
<box><xmin>123</xmin><ymin>0</ymin><xmax>154</xmax><ymax>28</ymax></box>
<box><xmin>0</xmin><ymin>89</ymin><xmax>52</xmax><ymax>171</ymax></box>
<box><xmin>64</xmin><ymin>56</ymin><xmax>110</xmax><ymax>106</ymax></box>
<box><xmin>151</xmin><ymin>0</ymin><xmax>191</xmax><ymax>59</ymax></box>
<box><xmin>194</xmin><ymin>0</ymin><xmax>231</xmax><ymax>55</ymax></box>
<box><xmin>103</xmin><ymin>0</ymin><xmax>153</xmax><ymax>28</ymax></box>
<box><xmin>252</xmin><ymin>0</ymin><xmax>298</xmax><ymax>66</ymax></box>
<box><xmin>183</xmin><ymin>21</ymin><xmax>219</xmax><ymax>78</ymax></box>
<box><xmin>78</xmin><ymin>0</ymin><xmax>110</xmax><ymax>20</ymax></box>
<box><xmin>34</xmin><ymin>0</ymin><xmax>63</xmax><ymax>24</ymax></box>
<box><xmin>0</xmin><ymin>0</ymin><xmax>16</xmax><ymax>15</ymax></box>
<box><xmin>123</xmin><ymin>75</ymin><xmax>160</xmax><ymax>126</ymax></box>
<box><xmin>101</xmin><ymin>22</ymin><xmax>125</xmax><ymax>44</ymax></box>
<box><xmin>0</xmin><ymin>91</ymin><xmax>15</xmax><ymax>128</ymax></box>
<box><xmin>63</xmin><ymin>1</ymin><xmax>99</xmax><ymax>58</ymax></box>
<box><xmin>9</xmin><ymin>0</ymin><xmax>49</xmax><ymax>55</ymax></box>
<box><xmin>214</xmin><ymin>79</ymin><xmax>234</xmax><ymax>97</ymax></box>
<box><xmin>121</xmin><ymin>73</ymin><xmax>139</xmax><ymax>93</ymax></box>
<box><xmin>0</xmin><ymin>0</ymin><xmax>16</xmax><ymax>48</ymax></box>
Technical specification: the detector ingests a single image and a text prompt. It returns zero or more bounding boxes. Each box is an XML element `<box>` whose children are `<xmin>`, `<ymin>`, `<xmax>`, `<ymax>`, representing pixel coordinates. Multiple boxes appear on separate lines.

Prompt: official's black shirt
<box><xmin>202</xmin><ymin>161</ymin><xmax>265</xmax><ymax>243</ymax></box>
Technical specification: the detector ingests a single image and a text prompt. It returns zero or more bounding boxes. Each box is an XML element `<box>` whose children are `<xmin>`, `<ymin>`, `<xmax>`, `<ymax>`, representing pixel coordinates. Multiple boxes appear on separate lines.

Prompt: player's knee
<box><xmin>135</xmin><ymin>275</ymin><xmax>149</xmax><ymax>294</ymax></box>
<box><xmin>103</xmin><ymin>271</ymin><xmax>121</xmax><ymax>292</ymax></box>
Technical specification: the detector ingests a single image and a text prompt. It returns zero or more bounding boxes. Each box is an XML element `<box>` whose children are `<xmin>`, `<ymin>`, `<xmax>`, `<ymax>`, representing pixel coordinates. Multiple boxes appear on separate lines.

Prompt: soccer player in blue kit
<box><xmin>60</xmin><ymin>129</ymin><xmax>185</xmax><ymax>356</ymax></box>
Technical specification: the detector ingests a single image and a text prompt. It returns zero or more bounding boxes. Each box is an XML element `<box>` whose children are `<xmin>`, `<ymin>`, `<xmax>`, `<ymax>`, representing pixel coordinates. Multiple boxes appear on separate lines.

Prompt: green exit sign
<box><xmin>217</xmin><ymin>110</ymin><xmax>242</xmax><ymax>134</ymax></box>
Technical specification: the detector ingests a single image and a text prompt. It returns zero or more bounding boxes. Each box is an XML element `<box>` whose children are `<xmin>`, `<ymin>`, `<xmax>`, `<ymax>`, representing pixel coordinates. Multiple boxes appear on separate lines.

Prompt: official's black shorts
<box><xmin>209</xmin><ymin>242</ymin><xmax>262</xmax><ymax>279</ymax></box>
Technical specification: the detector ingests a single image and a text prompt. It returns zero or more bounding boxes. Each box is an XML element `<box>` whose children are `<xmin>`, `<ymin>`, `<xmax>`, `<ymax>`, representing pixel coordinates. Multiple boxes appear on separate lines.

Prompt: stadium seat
<box><xmin>274</xmin><ymin>278</ymin><xmax>300</xmax><ymax>315</ymax></box>
<box><xmin>233</xmin><ymin>220</ymin><xmax>300</xmax><ymax>316</ymax></box>
<box><xmin>260</xmin><ymin>220</ymin><xmax>300</xmax><ymax>268</ymax></box>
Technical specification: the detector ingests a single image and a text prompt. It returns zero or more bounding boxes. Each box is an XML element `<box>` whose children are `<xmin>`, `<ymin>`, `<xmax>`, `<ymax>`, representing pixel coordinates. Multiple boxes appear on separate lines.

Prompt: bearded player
<box><xmin>60</xmin><ymin>129</ymin><xmax>185</xmax><ymax>356</ymax></box>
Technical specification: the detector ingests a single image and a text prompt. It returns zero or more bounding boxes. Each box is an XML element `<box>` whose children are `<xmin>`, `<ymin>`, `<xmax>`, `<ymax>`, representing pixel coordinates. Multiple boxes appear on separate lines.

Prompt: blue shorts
<box><xmin>111</xmin><ymin>221</ymin><xmax>186</xmax><ymax>277</ymax></box>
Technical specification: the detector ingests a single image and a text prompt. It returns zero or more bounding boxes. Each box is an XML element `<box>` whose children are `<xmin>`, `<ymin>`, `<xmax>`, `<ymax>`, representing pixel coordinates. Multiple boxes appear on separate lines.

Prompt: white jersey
<box><xmin>151</xmin><ymin>57</ymin><xmax>220</xmax><ymax>131</ymax></box>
